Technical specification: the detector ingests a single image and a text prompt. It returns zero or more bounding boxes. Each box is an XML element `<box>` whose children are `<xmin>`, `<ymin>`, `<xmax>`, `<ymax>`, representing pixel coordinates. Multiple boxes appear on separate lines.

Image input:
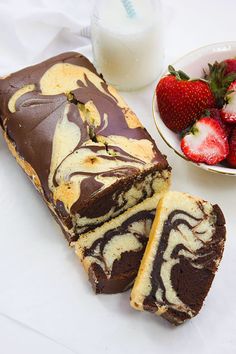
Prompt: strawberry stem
<box><xmin>168</xmin><ymin>65</ymin><xmax>190</xmax><ymax>81</ymax></box>
<box><xmin>191</xmin><ymin>125</ymin><xmax>199</xmax><ymax>135</ymax></box>
<box><xmin>168</xmin><ymin>65</ymin><xmax>208</xmax><ymax>83</ymax></box>
<box><xmin>190</xmin><ymin>78</ymin><xmax>208</xmax><ymax>83</ymax></box>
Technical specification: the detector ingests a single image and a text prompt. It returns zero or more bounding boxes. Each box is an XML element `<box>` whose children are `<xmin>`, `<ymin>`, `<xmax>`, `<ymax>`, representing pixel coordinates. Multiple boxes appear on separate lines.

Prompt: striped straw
<box><xmin>121</xmin><ymin>0</ymin><xmax>136</xmax><ymax>18</ymax></box>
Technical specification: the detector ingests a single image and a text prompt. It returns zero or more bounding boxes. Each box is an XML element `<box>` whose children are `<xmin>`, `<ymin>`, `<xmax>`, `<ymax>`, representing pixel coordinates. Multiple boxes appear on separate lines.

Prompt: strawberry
<box><xmin>226</xmin><ymin>127</ymin><xmax>236</xmax><ymax>167</ymax></box>
<box><xmin>224</xmin><ymin>58</ymin><xmax>236</xmax><ymax>75</ymax></box>
<box><xmin>156</xmin><ymin>66</ymin><xmax>215</xmax><ymax>133</ymax></box>
<box><xmin>206</xmin><ymin>108</ymin><xmax>232</xmax><ymax>136</ymax></box>
<box><xmin>205</xmin><ymin>61</ymin><xmax>236</xmax><ymax>107</ymax></box>
<box><xmin>181</xmin><ymin>117</ymin><xmax>229</xmax><ymax>165</ymax></box>
<box><xmin>206</xmin><ymin>107</ymin><xmax>222</xmax><ymax>122</ymax></box>
<box><xmin>221</xmin><ymin>80</ymin><xmax>236</xmax><ymax>124</ymax></box>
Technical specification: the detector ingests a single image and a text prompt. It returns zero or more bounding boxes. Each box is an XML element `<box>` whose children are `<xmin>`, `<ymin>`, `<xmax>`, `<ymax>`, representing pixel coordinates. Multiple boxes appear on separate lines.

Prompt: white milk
<box><xmin>91</xmin><ymin>0</ymin><xmax>164</xmax><ymax>91</ymax></box>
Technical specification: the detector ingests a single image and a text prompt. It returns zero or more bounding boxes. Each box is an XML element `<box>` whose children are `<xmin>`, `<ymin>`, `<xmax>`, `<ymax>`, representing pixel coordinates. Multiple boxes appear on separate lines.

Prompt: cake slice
<box><xmin>0</xmin><ymin>52</ymin><xmax>171</xmax><ymax>243</ymax></box>
<box><xmin>75</xmin><ymin>192</ymin><xmax>167</xmax><ymax>294</ymax></box>
<box><xmin>130</xmin><ymin>191</ymin><xmax>226</xmax><ymax>325</ymax></box>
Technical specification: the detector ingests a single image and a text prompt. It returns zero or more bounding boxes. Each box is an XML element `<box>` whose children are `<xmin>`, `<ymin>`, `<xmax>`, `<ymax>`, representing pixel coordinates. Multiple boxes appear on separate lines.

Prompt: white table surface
<box><xmin>0</xmin><ymin>1</ymin><xmax>235</xmax><ymax>353</ymax></box>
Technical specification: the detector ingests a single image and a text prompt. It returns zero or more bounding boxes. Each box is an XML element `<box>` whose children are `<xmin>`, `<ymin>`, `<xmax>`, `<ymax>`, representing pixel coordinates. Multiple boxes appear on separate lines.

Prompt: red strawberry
<box><xmin>156</xmin><ymin>66</ymin><xmax>215</xmax><ymax>133</ymax></box>
<box><xmin>226</xmin><ymin>127</ymin><xmax>236</xmax><ymax>167</ymax></box>
<box><xmin>224</xmin><ymin>58</ymin><xmax>236</xmax><ymax>75</ymax></box>
<box><xmin>206</xmin><ymin>108</ymin><xmax>232</xmax><ymax>136</ymax></box>
<box><xmin>221</xmin><ymin>80</ymin><xmax>236</xmax><ymax>124</ymax></box>
<box><xmin>181</xmin><ymin>117</ymin><xmax>229</xmax><ymax>165</ymax></box>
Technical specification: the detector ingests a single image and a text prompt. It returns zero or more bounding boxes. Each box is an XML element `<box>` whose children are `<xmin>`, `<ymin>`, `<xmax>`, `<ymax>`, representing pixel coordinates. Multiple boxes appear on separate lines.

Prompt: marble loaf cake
<box><xmin>131</xmin><ymin>191</ymin><xmax>226</xmax><ymax>325</ymax></box>
<box><xmin>0</xmin><ymin>52</ymin><xmax>171</xmax><ymax>243</ymax></box>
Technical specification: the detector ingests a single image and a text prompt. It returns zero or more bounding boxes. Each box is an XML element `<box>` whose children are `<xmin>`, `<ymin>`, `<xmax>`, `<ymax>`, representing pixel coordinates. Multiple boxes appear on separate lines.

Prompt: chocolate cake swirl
<box><xmin>0</xmin><ymin>52</ymin><xmax>171</xmax><ymax>242</ymax></box>
<box><xmin>130</xmin><ymin>191</ymin><xmax>226</xmax><ymax>325</ymax></box>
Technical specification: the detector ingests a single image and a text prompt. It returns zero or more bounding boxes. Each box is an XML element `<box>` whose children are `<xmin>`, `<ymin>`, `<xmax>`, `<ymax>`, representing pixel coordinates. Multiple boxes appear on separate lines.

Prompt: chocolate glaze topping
<box><xmin>7</xmin><ymin>93</ymin><xmax>67</xmax><ymax>198</ymax></box>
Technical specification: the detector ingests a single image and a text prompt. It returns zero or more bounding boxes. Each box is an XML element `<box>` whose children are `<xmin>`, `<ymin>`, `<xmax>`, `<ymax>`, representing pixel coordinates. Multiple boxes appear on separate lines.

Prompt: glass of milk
<box><xmin>91</xmin><ymin>0</ymin><xmax>164</xmax><ymax>91</ymax></box>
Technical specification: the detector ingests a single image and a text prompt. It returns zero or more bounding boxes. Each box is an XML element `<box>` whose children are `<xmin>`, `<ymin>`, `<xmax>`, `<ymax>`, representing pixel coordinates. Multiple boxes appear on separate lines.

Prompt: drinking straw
<box><xmin>121</xmin><ymin>0</ymin><xmax>136</xmax><ymax>18</ymax></box>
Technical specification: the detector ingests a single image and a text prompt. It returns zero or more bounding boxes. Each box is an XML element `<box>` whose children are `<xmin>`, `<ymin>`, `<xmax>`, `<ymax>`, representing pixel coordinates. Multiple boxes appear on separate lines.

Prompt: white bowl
<box><xmin>153</xmin><ymin>41</ymin><xmax>236</xmax><ymax>176</ymax></box>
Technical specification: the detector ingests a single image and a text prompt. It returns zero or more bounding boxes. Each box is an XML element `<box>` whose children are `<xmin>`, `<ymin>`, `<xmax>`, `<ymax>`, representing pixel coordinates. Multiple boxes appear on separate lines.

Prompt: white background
<box><xmin>0</xmin><ymin>1</ymin><xmax>236</xmax><ymax>353</ymax></box>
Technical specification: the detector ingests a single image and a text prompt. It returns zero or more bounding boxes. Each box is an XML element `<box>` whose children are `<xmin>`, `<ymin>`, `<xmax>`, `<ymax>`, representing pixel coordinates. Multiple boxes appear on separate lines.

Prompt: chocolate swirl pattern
<box><xmin>131</xmin><ymin>191</ymin><xmax>226</xmax><ymax>325</ymax></box>
<box><xmin>75</xmin><ymin>194</ymin><xmax>164</xmax><ymax>294</ymax></box>
<box><xmin>0</xmin><ymin>52</ymin><xmax>171</xmax><ymax>242</ymax></box>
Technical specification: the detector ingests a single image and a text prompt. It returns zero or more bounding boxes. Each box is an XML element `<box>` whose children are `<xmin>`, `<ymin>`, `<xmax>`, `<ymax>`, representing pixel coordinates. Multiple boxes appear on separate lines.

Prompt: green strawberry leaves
<box><xmin>205</xmin><ymin>61</ymin><xmax>236</xmax><ymax>108</ymax></box>
<box><xmin>168</xmin><ymin>65</ymin><xmax>190</xmax><ymax>81</ymax></box>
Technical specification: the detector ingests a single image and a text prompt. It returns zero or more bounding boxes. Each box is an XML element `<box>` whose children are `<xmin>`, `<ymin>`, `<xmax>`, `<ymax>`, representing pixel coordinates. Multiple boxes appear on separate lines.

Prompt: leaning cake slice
<box><xmin>130</xmin><ymin>191</ymin><xmax>226</xmax><ymax>325</ymax></box>
<box><xmin>75</xmin><ymin>192</ymin><xmax>167</xmax><ymax>294</ymax></box>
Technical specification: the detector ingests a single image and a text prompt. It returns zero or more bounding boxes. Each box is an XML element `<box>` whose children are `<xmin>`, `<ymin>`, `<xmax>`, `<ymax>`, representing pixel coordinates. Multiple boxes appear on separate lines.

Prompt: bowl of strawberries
<box><xmin>153</xmin><ymin>41</ymin><xmax>236</xmax><ymax>175</ymax></box>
